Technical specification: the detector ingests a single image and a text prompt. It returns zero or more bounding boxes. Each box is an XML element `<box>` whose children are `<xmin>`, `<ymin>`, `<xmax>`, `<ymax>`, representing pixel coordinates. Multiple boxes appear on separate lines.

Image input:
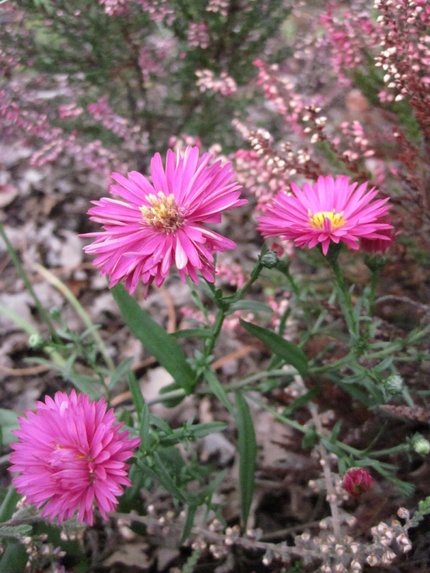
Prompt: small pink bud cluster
<box><xmin>195</xmin><ymin>69</ymin><xmax>237</xmax><ymax>96</ymax></box>
<box><xmin>135</xmin><ymin>0</ymin><xmax>175</xmax><ymax>25</ymax></box>
<box><xmin>99</xmin><ymin>0</ymin><xmax>129</xmax><ymax>16</ymax></box>
<box><xmin>87</xmin><ymin>97</ymin><xmax>145</xmax><ymax>148</ymax></box>
<box><xmin>253</xmin><ymin>59</ymin><xmax>307</xmax><ymax>130</ymax></box>
<box><xmin>206</xmin><ymin>0</ymin><xmax>229</xmax><ymax>17</ymax></box>
<box><xmin>374</xmin><ymin>0</ymin><xmax>430</xmax><ymax>137</ymax></box>
<box><xmin>319</xmin><ymin>9</ymin><xmax>378</xmax><ymax>86</ymax></box>
<box><xmin>232</xmin><ymin>146</ymin><xmax>290</xmax><ymax>210</ymax></box>
<box><xmin>187</xmin><ymin>23</ymin><xmax>210</xmax><ymax>49</ymax></box>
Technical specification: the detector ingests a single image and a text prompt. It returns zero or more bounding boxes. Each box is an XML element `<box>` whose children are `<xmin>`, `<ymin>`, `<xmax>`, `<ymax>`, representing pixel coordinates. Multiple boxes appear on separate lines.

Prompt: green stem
<box><xmin>368</xmin><ymin>267</ymin><xmax>381</xmax><ymax>317</ymax></box>
<box><xmin>200</xmin><ymin>249</ymin><xmax>268</xmax><ymax>367</ymax></box>
<box><xmin>325</xmin><ymin>247</ymin><xmax>359</xmax><ymax>338</ymax></box>
<box><xmin>34</xmin><ymin>263</ymin><xmax>115</xmax><ymax>371</ymax></box>
<box><xmin>147</xmin><ymin>389</ymin><xmax>186</xmax><ymax>406</ymax></box>
<box><xmin>307</xmin><ymin>352</ymin><xmax>355</xmax><ymax>375</ymax></box>
<box><xmin>0</xmin><ymin>222</ymin><xmax>58</xmax><ymax>340</ymax></box>
<box><xmin>275</xmin><ymin>258</ymin><xmax>301</xmax><ymax>298</ymax></box>
<box><xmin>222</xmin><ymin>369</ymin><xmax>294</xmax><ymax>391</ymax></box>
<box><xmin>224</xmin><ymin>247</ymin><xmax>266</xmax><ymax>304</ymax></box>
<box><xmin>205</xmin><ymin>305</ymin><xmax>226</xmax><ymax>358</ymax></box>
<box><xmin>274</xmin><ymin>258</ymin><xmax>314</xmax><ymax>330</ymax></box>
<box><xmin>247</xmin><ymin>393</ymin><xmax>307</xmax><ymax>434</ymax></box>
<box><xmin>368</xmin><ymin>443</ymin><xmax>411</xmax><ymax>458</ymax></box>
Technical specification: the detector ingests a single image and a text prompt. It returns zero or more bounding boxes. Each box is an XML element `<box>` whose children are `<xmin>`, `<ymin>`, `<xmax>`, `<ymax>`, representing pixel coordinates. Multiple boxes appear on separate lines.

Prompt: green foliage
<box><xmin>417</xmin><ymin>496</ymin><xmax>430</xmax><ymax>516</ymax></box>
<box><xmin>0</xmin><ymin>543</ymin><xmax>28</xmax><ymax>573</ymax></box>
<box><xmin>235</xmin><ymin>392</ymin><xmax>257</xmax><ymax>530</ymax></box>
<box><xmin>112</xmin><ymin>283</ymin><xmax>197</xmax><ymax>394</ymax></box>
<box><xmin>0</xmin><ymin>410</ymin><xmax>19</xmax><ymax>448</ymax></box>
<box><xmin>240</xmin><ymin>318</ymin><xmax>309</xmax><ymax>376</ymax></box>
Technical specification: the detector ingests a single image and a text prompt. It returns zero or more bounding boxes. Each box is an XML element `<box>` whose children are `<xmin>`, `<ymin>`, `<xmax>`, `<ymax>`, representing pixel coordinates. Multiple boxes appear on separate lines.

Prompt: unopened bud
<box><xmin>28</xmin><ymin>333</ymin><xmax>45</xmax><ymax>349</ymax></box>
<box><xmin>342</xmin><ymin>468</ymin><xmax>374</xmax><ymax>497</ymax></box>
<box><xmin>411</xmin><ymin>433</ymin><xmax>430</xmax><ymax>455</ymax></box>
<box><xmin>383</xmin><ymin>374</ymin><xmax>404</xmax><ymax>395</ymax></box>
<box><xmin>261</xmin><ymin>251</ymin><xmax>279</xmax><ymax>269</ymax></box>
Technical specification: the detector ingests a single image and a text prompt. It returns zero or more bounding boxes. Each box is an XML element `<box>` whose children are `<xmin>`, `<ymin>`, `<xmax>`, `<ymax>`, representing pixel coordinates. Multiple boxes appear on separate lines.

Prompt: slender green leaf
<box><xmin>108</xmin><ymin>357</ymin><xmax>134</xmax><ymax>391</ymax></box>
<box><xmin>29</xmin><ymin>358</ymin><xmax>103</xmax><ymax>398</ymax></box>
<box><xmin>0</xmin><ymin>410</ymin><xmax>19</xmax><ymax>446</ymax></box>
<box><xmin>186</xmin><ymin>422</ymin><xmax>227</xmax><ymax>439</ymax></box>
<box><xmin>0</xmin><ymin>542</ymin><xmax>28</xmax><ymax>573</ymax></box>
<box><xmin>235</xmin><ymin>392</ymin><xmax>257</xmax><ymax>530</ymax></box>
<box><xmin>139</xmin><ymin>403</ymin><xmax>151</xmax><ymax>452</ymax></box>
<box><xmin>0</xmin><ymin>525</ymin><xmax>32</xmax><ymax>539</ymax></box>
<box><xmin>0</xmin><ymin>487</ymin><xmax>22</xmax><ymax>523</ymax></box>
<box><xmin>147</xmin><ymin>451</ymin><xmax>187</xmax><ymax>502</ymax></box>
<box><xmin>240</xmin><ymin>319</ymin><xmax>308</xmax><ymax>376</ymax></box>
<box><xmin>170</xmin><ymin>328</ymin><xmax>212</xmax><ymax>340</ymax></box>
<box><xmin>112</xmin><ymin>284</ymin><xmax>196</xmax><ymax>394</ymax></box>
<box><xmin>228</xmin><ymin>300</ymin><xmax>272</xmax><ymax>314</ymax></box>
<box><xmin>204</xmin><ymin>368</ymin><xmax>234</xmax><ymax>414</ymax></box>
<box><xmin>282</xmin><ymin>388</ymin><xmax>319</xmax><ymax>417</ymax></box>
<box><xmin>34</xmin><ymin>263</ymin><xmax>115</xmax><ymax>370</ymax></box>
<box><xmin>181</xmin><ymin>504</ymin><xmax>197</xmax><ymax>543</ymax></box>
<box><xmin>127</xmin><ymin>371</ymin><xmax>145</xmax><ymax>420</ymax></box>
<box><xmin>149</xmin><ymin>414</ymin><xmax>174</xmax><ymax>435</ymax></box>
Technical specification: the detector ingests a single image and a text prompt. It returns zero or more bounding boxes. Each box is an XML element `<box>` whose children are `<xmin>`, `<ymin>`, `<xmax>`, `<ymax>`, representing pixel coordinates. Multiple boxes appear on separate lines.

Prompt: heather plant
<box><xmin>1</xmin><ymin>0</ymin><xmax>430</xmax><ymax>572</ymax></box>
<box><xmin>0</xmin><ymin>0</ymin><xmax>289</xmax><ymax>174</ymax></box>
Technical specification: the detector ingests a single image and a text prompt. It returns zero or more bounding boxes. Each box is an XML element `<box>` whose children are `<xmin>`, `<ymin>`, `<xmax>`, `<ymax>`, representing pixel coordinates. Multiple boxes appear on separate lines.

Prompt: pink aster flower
<box><xmin>9</xmin><ymin>390</ymin><xmax>140</xmax><ymax>525</ymax></box>
<box><xmin>82</xmin><ymin>146</ymin><xmax>246</xmax><ymax>296</ymax></box>
<box><xmin>257</xmin><ymin>175</ymin><xmax>393</xmax><ymax>255</ymax></box>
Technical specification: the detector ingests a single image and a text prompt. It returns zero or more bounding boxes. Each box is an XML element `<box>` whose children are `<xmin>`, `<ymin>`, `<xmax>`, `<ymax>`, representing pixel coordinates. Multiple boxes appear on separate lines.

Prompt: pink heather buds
<box><xmin>343</xmin><ymin>468</ymin><xmax>374</xmax><ymax>497</ymax></box>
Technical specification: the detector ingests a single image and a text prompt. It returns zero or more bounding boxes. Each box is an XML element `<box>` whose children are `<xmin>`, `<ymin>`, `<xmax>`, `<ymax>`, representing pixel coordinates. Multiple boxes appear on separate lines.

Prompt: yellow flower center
<box><xmin>309</xmin><ymin>210</ymin><xmax>346</xmax><ymax>230</ymax></box>
<box><xmin>140</xmin><ymin>192</ymin><xmax>183</xmax><ymax>233</ymax></box>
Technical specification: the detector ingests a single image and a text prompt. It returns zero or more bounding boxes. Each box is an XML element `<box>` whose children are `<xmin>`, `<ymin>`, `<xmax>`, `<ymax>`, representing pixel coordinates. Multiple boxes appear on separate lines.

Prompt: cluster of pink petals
<box><xmin>82</xmin><ymin>146</ymin><xmax>246</xmax><ymax>296</ymax></box>
<box><xmin>342</xmin><ymin>467</ymin><xmax>374</xmax><ymax>497</ymax></box>
<box><xmin>360</xmin><ymin>217</ymin><xmax>396</xmax><ymax>254</ymax></box>
<box><xmin>9</xmin><ymin>390</ymin><xmax>140</xmax><ymax>525</ymax></box>
<box><xmin>257</xmin><ymin>175</ymin><xmax>393</xmax><ymax>255</ymax></box>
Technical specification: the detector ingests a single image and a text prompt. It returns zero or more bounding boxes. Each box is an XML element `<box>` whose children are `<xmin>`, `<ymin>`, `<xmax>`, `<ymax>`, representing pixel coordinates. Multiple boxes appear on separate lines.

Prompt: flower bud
<box><xmin>342</xmin><ymin>468</ymin><xmax>374</xmax><ymax>497</ymax></box>
<box><xmin>411</xmin><ymin>433</ymin><xmax>430</xmax><ymax>455</ymax></box>
<box><xmin>261</xmin><ymin>250</ymin><xmax>279</xmax><ymax>269</ymax></box>
<box><xmin>28</xmin><ymin>333</ymin><xmax>45</xmax><ymax>349</ymax></box>
<box><xmin>383</xmin><ymin>374</ymin><xmax>404</xmax><ymax>395</ymax></box>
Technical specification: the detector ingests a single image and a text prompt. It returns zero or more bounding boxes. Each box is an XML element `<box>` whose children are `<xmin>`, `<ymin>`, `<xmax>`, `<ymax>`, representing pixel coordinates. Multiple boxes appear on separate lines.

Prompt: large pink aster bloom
<box><xmin>9</xmin><ymin>390</ymin><xmax>140</xmax><ymax>525</ymax></box>
<box><xmin>257</xmin><ymin>175</ymin><xmax>393</xmax><ymax>255</ymax></box>
<box><xmin>82</xmin><ymin>146</ymin><xmax>246</xmax><ymax>295</ymax></box>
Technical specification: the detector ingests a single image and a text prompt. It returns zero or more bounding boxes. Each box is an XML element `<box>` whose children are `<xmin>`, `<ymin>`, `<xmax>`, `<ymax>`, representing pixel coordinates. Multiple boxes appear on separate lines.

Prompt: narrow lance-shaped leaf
<box><xmin>240</xmin><ymin>319</ymin><xmax>308</xmax><ymax>376</ymax></box>
<box><xmin>235</xmin><ymin>392</ymin><xmax>257</xmax><ymax>530</ymax></box>
<box><xmin>112</xmin><ymin>283</ymin><xmax>196</xmax><ymax>394</ymax></box>
<box><xmin>204</xmin><ymin>368</ymin><xmax>235</xmax><ymax>415</ymax></box>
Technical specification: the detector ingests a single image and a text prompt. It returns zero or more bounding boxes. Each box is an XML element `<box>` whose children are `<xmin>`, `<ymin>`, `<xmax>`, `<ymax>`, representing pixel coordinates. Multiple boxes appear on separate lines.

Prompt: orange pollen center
<box><xmin>309</xmin><ymin>210</ymin><xmax>346</xmax><ymax>230</ymax></box>
<box><xmin>140</xmin><ymin>192</ymin><xmax>183</xmax><ymax>233</ymax></box>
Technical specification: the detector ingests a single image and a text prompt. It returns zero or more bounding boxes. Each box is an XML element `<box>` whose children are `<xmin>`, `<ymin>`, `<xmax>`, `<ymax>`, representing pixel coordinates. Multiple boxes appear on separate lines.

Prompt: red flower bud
<box><xmin>343</xmin><ymin>468</ymin><xmax>374</xmax><ymax>497</ymax></box>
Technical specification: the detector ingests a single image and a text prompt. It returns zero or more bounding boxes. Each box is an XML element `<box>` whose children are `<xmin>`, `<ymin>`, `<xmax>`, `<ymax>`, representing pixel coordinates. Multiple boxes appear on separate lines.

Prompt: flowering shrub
<box><xmin>0</xmin><ymin>0</ymin><xmax>289</xmax><ymax>173</ymax></box>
